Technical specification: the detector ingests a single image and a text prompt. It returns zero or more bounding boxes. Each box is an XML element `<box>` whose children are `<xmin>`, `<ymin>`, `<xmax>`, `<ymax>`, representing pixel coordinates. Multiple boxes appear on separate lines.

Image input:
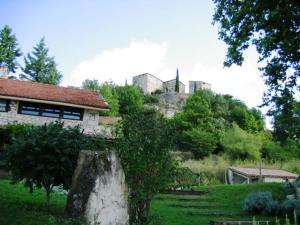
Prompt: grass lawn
<box><xmin>0</xmin><ymin>180</ymin><xmax>285</xmax><ymax>225</ymax></box>
<box><xmin>151</xmin><ymin>183</ymin><xmax>286</xmax><ymax>225</ymax></box>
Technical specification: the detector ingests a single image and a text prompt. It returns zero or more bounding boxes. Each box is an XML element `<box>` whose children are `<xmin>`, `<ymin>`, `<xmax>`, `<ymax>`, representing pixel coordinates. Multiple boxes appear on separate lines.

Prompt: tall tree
<box><xmin>117</xmin><ymin>108</ymin><xmax>174</xmax><ymax>224</ymax></box>
<box><xmin>21</xmin><ymin>38</ymin><xmax>62</xmax><ymax>85</ymax></box>
<box><xmin>116</xmin><ymin>85</ymin><xmax>144</xmax><ymax>115</ymax></box>
<box><xmin>175</xmin><ymin>68</ymin><xmax>180</xmax><ymax>93</ymax></box>
<box><xmin>212</xmin><ymin>0</ymin><xmax>300</xmax><ymax>130</ymax></box>
<box><xmin>0</xmin><ymin>25</ymin><xmax>21</xmax><ymax>73</ymax></box>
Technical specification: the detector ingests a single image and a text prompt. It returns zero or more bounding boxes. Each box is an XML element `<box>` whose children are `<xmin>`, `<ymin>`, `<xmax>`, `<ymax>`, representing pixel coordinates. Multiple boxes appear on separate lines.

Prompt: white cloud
<box><xmin>188</xmin><ymin>61</ymin><xmax>266</xmax><ymax>108</ymax></box>
<box><xmin>65</xmin><ymin>39</ymin><xmax>168</xmax><ymax>86</ymax></box>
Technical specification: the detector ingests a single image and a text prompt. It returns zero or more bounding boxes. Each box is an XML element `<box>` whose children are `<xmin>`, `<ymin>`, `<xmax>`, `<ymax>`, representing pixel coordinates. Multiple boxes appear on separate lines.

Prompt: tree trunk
<box><xmin>46</xmin><ymin>189</ymin><xmax>51</xmax><ymax>208</ymax></box>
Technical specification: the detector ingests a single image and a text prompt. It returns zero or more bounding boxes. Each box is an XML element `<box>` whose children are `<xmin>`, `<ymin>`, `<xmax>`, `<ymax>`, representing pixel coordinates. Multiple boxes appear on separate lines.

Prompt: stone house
<box><xmin>132</xmin><ymin>73</ymin><xmax>210</xmax><ymax>94</ymax></box>
<box><xmin>0</xmin><ymin>78</ymin><xmax>109</xmax><ymax>135</ymax></box>
<box><xmin>163</xmin><ymin>79</ymin><xmax>185</xmax><ymax>93</ymax></box>
<box><xmin>227</xmin><ymin>167</ymin><xmax>299</xmax><ymax>184</ymax></box>
<box><xmin>189</xmin><ymin>81</ymin><xmax>212</xmax><ymax>94</ymax></box>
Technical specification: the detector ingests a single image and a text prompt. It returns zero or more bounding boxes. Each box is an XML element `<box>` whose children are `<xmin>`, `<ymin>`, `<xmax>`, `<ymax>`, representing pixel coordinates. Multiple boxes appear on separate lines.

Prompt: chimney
<box><xmin>0</xmin><ymin>66</ymin><xmax>8</xmax><ymax>78</ymax></box>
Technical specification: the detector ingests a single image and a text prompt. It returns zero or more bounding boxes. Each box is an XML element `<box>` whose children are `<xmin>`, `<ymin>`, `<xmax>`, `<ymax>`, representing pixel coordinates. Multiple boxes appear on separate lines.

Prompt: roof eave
<box><xmin>0</xmin><ymin>95</ymin><xmax>109</xmax><ymax>111</ymax></box>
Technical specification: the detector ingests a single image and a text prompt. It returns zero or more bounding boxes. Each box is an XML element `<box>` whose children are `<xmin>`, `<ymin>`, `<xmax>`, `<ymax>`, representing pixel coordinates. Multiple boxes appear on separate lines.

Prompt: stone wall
<box><xmin>132</xmin><ymin>73</ymin><xmax>163</xmax><ymax>94</ymax></box>
<box><xmin>163</xmin><ymin>79</ymin><xmax>185</xmax><ymax>93</ymax></box>
<box><xmin>146</xmin><ymin>93</ymin><xmax>189</xmax><ymax>118</ymax></box>
<box><xmin>189</xmin><ymin>81</ymin><xmax>212</xmax><ymax>94</ymax></box>
<box><xmin>0</xmin><ymin>100</ymin><xmax>102</xmax><ymax>135</ymax></box>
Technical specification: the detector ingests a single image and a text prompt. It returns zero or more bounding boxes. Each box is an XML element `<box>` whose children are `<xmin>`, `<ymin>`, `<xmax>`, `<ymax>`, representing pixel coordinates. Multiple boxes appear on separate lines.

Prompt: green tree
<box><xmin>82</xmin><ymin>78</ymin><xmax>100</xmax><ymax>91</ymax></box>
<box><xmin>272</xmin><ymin>98</ymin><xmax>300</xmax><ymax>141</ymax></box>
<box><xmin>116</xmin><ymin>85</ymin><xmax>144</xmax><ymax>115</ymax></box>
<box><xmin>82</xmin><ymin>79</ymin><xmax>119</xmax><ymax>116</ymax></box>
<box><xmin>221</xmin><ymin>123</ymin><xmax>262</xmax><ymax>160</ymax></box>
<box><xmin>116</xmin><ymin>108</ymin><xmax>174</xmax><ymax>224</ymax></box>
<box><xmin>175</xmin><ymin>68</ymin><xmax>180</xmax><ymax>93</ymax></box>
<box><xmin>21</xmin><ymin>38</ymin><xmax>62</xmax><ymax>85</ymax></box>
<box><xmin>173</xmin><ymin>90</ymin><xmax>226</xmax><ymax>158</ymax></box>
<box><xmin>213</xmin><ymin>0</ymin><xmax>300</xmax><ymax>133</ymax></box>
<box><xmin>6</xmin><ymin>122</ymin><xmax>87</xmax><ymax>206</ymax></box>
<box><xmin>0</xmin><ymin>25</ymin><xmax>21</xmax><ymax>73</ymax></box>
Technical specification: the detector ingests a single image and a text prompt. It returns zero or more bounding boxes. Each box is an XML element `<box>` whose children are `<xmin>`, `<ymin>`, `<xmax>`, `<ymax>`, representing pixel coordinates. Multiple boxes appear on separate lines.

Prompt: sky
<box><xmin>1</xmin><ymin>0</ymin><xmax>270</xmax><ymax>125</ymax></box>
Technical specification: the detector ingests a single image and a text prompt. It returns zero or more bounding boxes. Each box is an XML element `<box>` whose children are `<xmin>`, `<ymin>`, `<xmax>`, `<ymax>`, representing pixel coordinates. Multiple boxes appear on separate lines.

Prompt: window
<box><xmin>18</xmin><ymin>101</ymin><xmax>83</xmax><ymax>120</ymax></box>
<box><xmin>0</xmin><ymin>99</ymin><xmax>8</xmax><ymax>112</ymax></box>
<box><xmin>19</xmin><ymin>102</ymin><xmax>40</xmax><ymax>116</ymax></box>
<box><xmin>42</xmin><ymin>105</ymin><xmax>61</xmax><ymax>118</ymax></box>
<box><xmin>63</xmin><ymin>107</ymin><xmax>82</xmax><ymax>120</ymax></box>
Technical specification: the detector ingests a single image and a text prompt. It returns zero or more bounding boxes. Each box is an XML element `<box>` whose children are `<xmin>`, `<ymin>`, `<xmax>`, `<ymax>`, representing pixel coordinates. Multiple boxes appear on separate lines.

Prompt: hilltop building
<box><xmin>132</xmin><ymin>72</ymin><xmax>211</xmax><ymax>95</ymax></box>
<box><xmin>189</xmin><ymin>81</ymin><xmax>212</xmax><ymax>94</ymax></box>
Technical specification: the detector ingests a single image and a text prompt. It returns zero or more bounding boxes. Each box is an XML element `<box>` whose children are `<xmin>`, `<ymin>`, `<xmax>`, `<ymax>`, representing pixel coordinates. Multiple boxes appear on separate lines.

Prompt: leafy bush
<box><xmin>243</xmin><ymin>192</ymin><xmax>280</xmax><ymax>215</ymax></box>
<box><xmin>281</xmin><ymin>199</ymin><xmax>300</xmax><ymax>217</ymax></box>
<box><xmin>222</xmin><ymin>123</ymin><xmax>262</xmax><ymax>160</ymax></box>
<box><xmin>117</xmin><ymin>108</ymin><xmax>175</xmax><ymax>224</ymax></box>
<box><xmin>169</xmin><ymin>167</ymin><xmax>199</xmax><ymax>189</ymax></box>
<box><xmin>6</xmin><ymin>122</ymin><xmax>101</xmax><ymax>206</ymax></box>
<box><xmin>261</xmin><ymin>140</ymin><xmax>288</xmax><ymax>162</ymax></box>
<box><xmin>144</xmin><ymin>94</ymin><xmax>159</xmax><ymax>104</ymax></box>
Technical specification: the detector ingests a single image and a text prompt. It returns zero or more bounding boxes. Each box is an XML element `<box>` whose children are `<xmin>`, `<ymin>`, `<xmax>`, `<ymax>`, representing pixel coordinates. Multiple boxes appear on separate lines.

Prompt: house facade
<box><xmin>0</xmin><ymin>78</ymin><xmax>109</xmax><ymax>135</ymax></box>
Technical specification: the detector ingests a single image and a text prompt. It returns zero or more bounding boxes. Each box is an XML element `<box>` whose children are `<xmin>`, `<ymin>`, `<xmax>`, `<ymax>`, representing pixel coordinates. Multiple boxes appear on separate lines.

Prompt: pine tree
<box><xmin>175</xmin><ymin>68</ymin><xmax>180</xmax><ymax>93</ymax></box>
<box><xmin>0</xmin><ymin>25</ymin><xmax>21</xmax><ymax>73</ymax></box>
<box><xmin>21</xmin><ymin>38</ymin><xmax>62</xmax><ymax>85</ymax></box>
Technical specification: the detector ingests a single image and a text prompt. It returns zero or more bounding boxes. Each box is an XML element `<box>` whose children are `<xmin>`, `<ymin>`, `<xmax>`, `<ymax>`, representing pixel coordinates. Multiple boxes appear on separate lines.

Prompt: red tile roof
<box><xmin>0</xmin><ymin>78</ymin><xmax>109</xmax><ymax>110</ymax></box>
<box><xmin>229</xmin><ymin>167</ymin><xmax>299</xmax><ymax>179</ymax></box>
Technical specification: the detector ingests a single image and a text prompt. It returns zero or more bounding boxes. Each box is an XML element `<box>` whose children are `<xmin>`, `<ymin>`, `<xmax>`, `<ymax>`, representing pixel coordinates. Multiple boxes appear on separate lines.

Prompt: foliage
<box><xmin>21</xmin><ymin>38</ymin><xmax>62</xmax><ymax>85</ymax></box>
<box><xmin>243</xmin><ymin>192</ymin><xmax>280</xmax><ymax>216</ymax></box>
<box><xmin>281</xmin><ymin>199</ymin><xmax>300</xmax><ymax>217</ymax></box>
<box><xmin>82</xmin><ymin>79</ymin><xmax>120</xmax><ymax>116</ymax></box>
<box><xmin>6</xmin><ymin>122</ymin><xmax>88</xmax><ymax>206</ymax></box>
<box><xmin>175</xmin><ymin>69</ymin><xmax>179</xmax><ymax>93</ymax></box>
<box><xmin>169</xmin><ymin>167</ymin><xmax>199</xmax><ymax>189</ymax></box>
<box><xmin>212</xmin><ymin>1</ymin><xmax>300</xmax><ymax>129</ymax></box>
<box><xmin>172</xmin><ymin>90</ymin><xmax>265</xmax><ymax>158</ymax></box>
<box><xmin>144</xmin><ymin>94</ymin><xmax>159</xmax><ymax>104</ymax></box>
<box><xmin>116</xmin><ymin>85</ymin><xmax>144</xmax><ymax>115</ymax></box>
<box><xmin>224</xmin><ymin>95</ymin><xmax>265</xmax><ymax>132</ymax></box>
<box><xmin>116</xmin><ymin>108</ymin><xmax>174</xmax><ymax>224</ymax></box>
<box><xmin>261</xmin><ymin>140</ymin><xmax>288</xmax><ymax>162</ymax></box>
<box><xmin>272</xmin><ymin>99</ymin><xmax>300</xmax><ymax>141</ymax></box>
<box><xmin>172</xmin><ymin>90</ymin><xmax>227</xmax><ymax>158</ymax></box>
<box><xmin>221</xmin><ymin>123</ymin><xmax>262</xmax><ymax>160</ymax></box>
<box><xmin>0</xmin><ymin>25</ymin><xmax>21</xmax><ymax>74</ymax></box>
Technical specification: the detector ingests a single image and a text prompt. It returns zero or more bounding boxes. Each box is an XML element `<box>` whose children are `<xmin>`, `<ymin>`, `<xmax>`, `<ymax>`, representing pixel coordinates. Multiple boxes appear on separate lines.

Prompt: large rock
<box><xmin>66</xmin><ymin>150</ymin><xmax>129</xmax><ymax>225</ymax></box>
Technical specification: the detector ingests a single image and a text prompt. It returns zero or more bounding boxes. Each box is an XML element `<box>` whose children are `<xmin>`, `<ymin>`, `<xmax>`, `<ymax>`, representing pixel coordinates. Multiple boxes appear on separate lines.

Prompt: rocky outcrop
<box><xmin>66</xmin><ymin>150</ymin><xmax>129</xmax><ymax>225</ymax></box>
<box><xmin>146</xmin><ymin>93</ymin><xmax>189</xmax><ymax>118</ymax></box>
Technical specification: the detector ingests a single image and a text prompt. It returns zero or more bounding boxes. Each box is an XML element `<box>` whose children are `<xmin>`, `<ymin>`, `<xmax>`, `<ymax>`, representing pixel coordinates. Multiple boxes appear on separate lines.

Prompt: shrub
<box><xmin>243</xmin><ymin>192</ymin><xmax>279</xmax><ymax>215</ymax></box>
<box><xmin>222</xmin><ymin>123</ymin><xmax>262</xmax><ymax>160</ymax></box>
<box><xmin>169</xmin><ymin>167</ymin><xmax>199</xmax><ymax>189</ymax></box>
<box><xmin>281</xmin><ymin>199</ymin><xmax>300</xmax><ymax>217</ymax></box>
<box><xmin>144</xmin><ymin>94</ymin><xmax>159</xmax><ymax>104</ymax></box>
<box><xmin>116</xmin><ymin>108</ymin><xmax>175</xmax><ymax>224</ymax></box>
<box><xmin>261</xmin><ymin>140</ymin><xmax>288</xmax><ymax>162</ymax></box>
<box><xmin>6</xmin><ymin>122</ymin><xmax>98</xmax><ymax>206</ymax></box>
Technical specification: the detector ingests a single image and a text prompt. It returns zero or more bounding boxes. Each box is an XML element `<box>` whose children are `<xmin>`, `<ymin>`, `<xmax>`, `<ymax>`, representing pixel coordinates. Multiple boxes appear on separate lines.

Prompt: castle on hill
<box><xmin>132</xmin><ymin>71</ymin><xmax>211</xmax><ymax>95</ymax></box>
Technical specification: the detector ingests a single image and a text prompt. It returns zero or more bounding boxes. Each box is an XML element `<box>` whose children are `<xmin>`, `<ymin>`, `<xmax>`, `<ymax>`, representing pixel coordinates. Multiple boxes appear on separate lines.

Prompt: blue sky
<box><xmin>1</xmin><ymin>0</ymin><xmax>268</xmax><ymax>119</ymax></box>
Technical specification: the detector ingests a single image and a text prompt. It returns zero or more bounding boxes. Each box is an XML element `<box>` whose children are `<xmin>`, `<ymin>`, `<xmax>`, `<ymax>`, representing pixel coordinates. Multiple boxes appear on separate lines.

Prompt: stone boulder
<box><xmin>66</xmin><ymin>150</ymin><xmax>129</xmax><ymax>225</ymax></box>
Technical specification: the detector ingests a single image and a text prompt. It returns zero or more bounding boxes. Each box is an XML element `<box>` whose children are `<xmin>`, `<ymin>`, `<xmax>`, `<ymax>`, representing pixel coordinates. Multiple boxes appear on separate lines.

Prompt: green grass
<box><xmin>151</xmin><ymin>183</ymin><xmax>285</xmax><ymax>225</ymax></box>
<box><xmin>0</xmin><ymin>180</ymin><xmax>83</xmax><ymax>225</ymax></box>
<box><xmin>0</xmin><ymin>180</ymin><xmax>285</xmax><ymax>225</ymax></box>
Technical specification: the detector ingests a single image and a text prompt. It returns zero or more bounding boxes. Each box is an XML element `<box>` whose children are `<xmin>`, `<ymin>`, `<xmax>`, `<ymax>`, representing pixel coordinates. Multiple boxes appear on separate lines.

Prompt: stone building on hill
<box><xmin>132</xmin><ymin>72</ymin><xmax>210</xmax><ymax>95</ymax></box>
